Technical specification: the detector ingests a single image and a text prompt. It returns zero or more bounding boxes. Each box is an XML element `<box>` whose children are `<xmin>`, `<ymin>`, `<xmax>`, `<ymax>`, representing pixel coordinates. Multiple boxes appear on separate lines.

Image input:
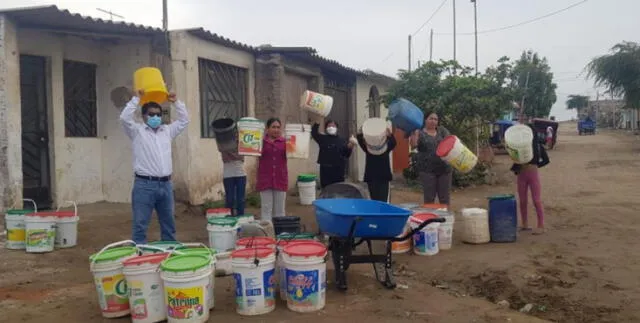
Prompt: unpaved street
<box><xmin>1</xmin><ymin>122</ymin><xmax>639</xmax><ymax>322</ymax></box>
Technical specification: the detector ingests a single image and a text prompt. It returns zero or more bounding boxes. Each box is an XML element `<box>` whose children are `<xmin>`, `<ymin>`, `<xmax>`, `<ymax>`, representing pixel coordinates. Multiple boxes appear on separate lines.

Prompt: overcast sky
<box><xmin>2</xmin><ymin>0</ymin><xmax>636</xmax><ymax>121</ymax></box>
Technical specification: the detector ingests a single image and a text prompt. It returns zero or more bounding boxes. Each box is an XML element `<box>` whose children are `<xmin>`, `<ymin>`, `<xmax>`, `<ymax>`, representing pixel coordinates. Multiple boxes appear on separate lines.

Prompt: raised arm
<box><xmin>356</xmin><ymin>133</ymin><xmax>368</xmax><ymax>152</ymax></box>
<box><xmin>169</xmin><ymin>98</ymin><xmax>190</xmax><ymax>139</ymax></box>
<box><xmin>119</xmin><ymin>96</ymin><xmax>140</xmax><ymax>140</ymax></box>
<box><xmin>311</xmin><ymin>122</ymin><xmax>322</xmax><ymax>144</ymax></box>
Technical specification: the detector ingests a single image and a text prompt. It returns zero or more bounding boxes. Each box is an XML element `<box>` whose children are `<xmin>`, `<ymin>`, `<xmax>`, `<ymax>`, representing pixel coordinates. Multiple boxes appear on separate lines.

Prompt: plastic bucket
<box><xmin>391</xmin><ymin>220</ymin><xmax>412</xmax><ymax>254</ymax></box>
<box><xmin>5</xmin><ymin>209</ymin><xmax>34</xmax><ymax>250</ymax></box>
<box><xmin>171</xmin><ymin>245</ymin><xmax>217</xmax><ymax>310</ymax></box>
<box><xmin>504</xmin><ymin>124</ymin><xmax>534</xmax><ymax>164</ymax></box>
<box><xmin>160</xmin><ymin>254</ymin><xmax>212</xmax><ymax>322</ymax></box>
<box><xmin>24</xmin><ymin>213</ymin><xmax>57</xmax><ymax>253</ymax></box>
<box><xmin>211</xmin><ymin>118</ymin><xmax>238</xmax><ymax>153</ymax></box>
<box><xmin>231</xmin><ymin>247</ymin><xmax>277</xmax><ymax>316</ymax></box>
<box><xmin>461</xmin><ymin>208</ymin><xmax>491</xmax><ymax>244</ymax></box>
<box><xmin>388</xmin><ymin>98</ymin><xmax>425</xmax><ymax>134</ymax></box>
<box><xmin>90</xmin><ymin>241</ymin><xmax>139</xmax><ymax>318</ymax></box>
<box><xmin>205</xmin><ymin>208</ymin><xmax>231</xmax><ymax>221</ymax></box>
<box><xmin>410</xmin><ymin>213</ymin><xmax>440</xmax><ymax>256</ymax></box>
<box><xmin>300</xmin><ymin>90</ymin><xmax>333</xmax><ymax>117</ymax></box>
<box><xmin>237</xmin><ymin>117</ymin><xmax>265</xmax><ymax>156</ymax></box>
<box><xmin>133</xmin><ymin>67</ymin><xmax>168</xmax><ymax>105</ymax></box>
<box><xmin>282</xmin><ymin>241</ymin><xmax>328</xmax><ymax>313</ymax></box>
<box><xmin>140</xmin><ymin>241</ymin><xmax>183</xmax><ymax>255</ymax></box>
<box><xmin>285</xmin><ymin>123</ymin><xmax>312</xmax><ymax>159</ymax></box>
<box><xmin>436</xmin><ymin>135</ymin><xmax>478</xmax><ymax>174</ymax></box>
<box><xmin>122</xmin><ymin>253</ymin><xmax>170</xmax><ymax>323</ymax></box>
<box><xmin>207</xmin><ymin>217</ymin><xmax>238</xmax><ymax>252</ymax></box>
<box><xmin>297</xmin><ymin>181</ymin><xmax>317</xmax><ymax>205</ymax></box>
<box><xmin>362</xmin><ymin>118</ymin><xmax>389</xmax><ymax>155</ymax></box>
<box><xmin>437</xmin><ymin>212</ymin><xmax>455</xmax><ymax>250</ymax></box>
<box><xmin>236</xmin><ymin>237</ymin><xmax>276</xmax><ymax>250</ymax></box>
<box><xmin>55</xmin><ymin>201</ymin><xmax>79</xmax><ymax>248</ymax></box>
<box><xmin>275</xmin><ymin>238</ymin><xmax>314</xmax><ymax>299</ymax></box>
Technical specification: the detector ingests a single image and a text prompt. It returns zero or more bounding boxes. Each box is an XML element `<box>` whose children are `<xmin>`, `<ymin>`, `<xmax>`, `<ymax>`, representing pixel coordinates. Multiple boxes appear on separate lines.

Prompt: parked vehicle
<box><xmin>490</xmin><ymin>120</ymin><xmax>515</xmax><ymax>150</ymax></box>
<box><xmin>532</xmin><ymin>118</ymin><xmax>559</xmax><ymax>149</ymax></box>
<box><xmin>578</xmin><ymin>117</ymin><xmax>596</xmax><ymax>135</ymax></box>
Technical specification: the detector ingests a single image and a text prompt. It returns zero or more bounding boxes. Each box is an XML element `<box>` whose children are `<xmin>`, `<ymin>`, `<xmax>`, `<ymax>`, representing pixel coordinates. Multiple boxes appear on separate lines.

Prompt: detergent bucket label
<box><xmin>166</xmin><ymin>286</ymin><xmax>205</xmax><ymax>319</ymax></box>
<box><xmin>286</xmin><ymin>269</ymin><xmax>320</xmax><ymax>307</ymax></box>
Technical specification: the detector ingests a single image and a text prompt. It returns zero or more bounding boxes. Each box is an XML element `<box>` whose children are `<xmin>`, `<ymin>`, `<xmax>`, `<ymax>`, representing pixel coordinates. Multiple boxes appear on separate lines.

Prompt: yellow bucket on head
<box><xmin>133</xmin><ymin>67</ymin><xmax>168</xmax><ymax>105</ymax></box>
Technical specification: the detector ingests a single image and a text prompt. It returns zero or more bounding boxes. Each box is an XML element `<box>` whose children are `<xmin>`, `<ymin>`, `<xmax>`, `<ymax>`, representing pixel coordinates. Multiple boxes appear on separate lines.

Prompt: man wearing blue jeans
<box><xmin>120</xmin><ymin>90</ymin><xmax>189</xmax><ymax>244</ymax></box>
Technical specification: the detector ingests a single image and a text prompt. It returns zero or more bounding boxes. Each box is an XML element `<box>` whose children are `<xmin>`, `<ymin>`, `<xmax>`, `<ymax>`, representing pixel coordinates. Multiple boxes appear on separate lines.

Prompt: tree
<box><xmin>586</xmin><ymin>41</ymin><xmax>640</xmax><ymax>108</ymax></box>
<box><xmin>565</xmin><ymin>94</ymin><xmax>589</xmax><ymax>110</ymax></box>
<box><xmin>508</xmin><ymin>50</ymin><xmax>557</xmax><ymax>118</ymax></box>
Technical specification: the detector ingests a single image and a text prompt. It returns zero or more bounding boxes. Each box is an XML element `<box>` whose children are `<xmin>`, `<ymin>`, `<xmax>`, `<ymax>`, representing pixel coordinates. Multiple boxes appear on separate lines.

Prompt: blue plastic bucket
<box><xmin>388</xmin><ymin>98</ymin><xmax>424</xmax><ymax>134</ymax></box>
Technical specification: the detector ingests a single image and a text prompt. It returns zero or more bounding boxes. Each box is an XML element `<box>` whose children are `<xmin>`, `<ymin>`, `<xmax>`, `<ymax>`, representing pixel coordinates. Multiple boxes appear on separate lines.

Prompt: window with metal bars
<box><xmin>198</xmin><ymin>58</ymin><xmax>248</xmax><ymax>138</ymax></box>
<box><xmin>63</xmin><ymin>60</ymin><xmax>98</xmax><ymax>137</ymax></box>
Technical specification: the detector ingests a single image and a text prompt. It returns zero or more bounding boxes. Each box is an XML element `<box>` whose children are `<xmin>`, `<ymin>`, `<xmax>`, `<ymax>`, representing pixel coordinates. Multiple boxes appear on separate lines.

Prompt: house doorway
<box><xmin>20</xmin><ymin>55</ymin><xmax>52</xmax><ymax>209</ymax></box>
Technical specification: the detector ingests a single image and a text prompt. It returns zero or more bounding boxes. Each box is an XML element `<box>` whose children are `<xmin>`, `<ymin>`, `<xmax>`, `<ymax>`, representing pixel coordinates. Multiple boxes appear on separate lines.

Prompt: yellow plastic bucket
<box><xmin>436</xmin><ymin>135</ymin><xmax>478</xmax><ymax>174</ymax></box>
<box><xmin>133</xmin><ymin>67</ymin><xmax>168</xmax><ymax>105</ymax></box>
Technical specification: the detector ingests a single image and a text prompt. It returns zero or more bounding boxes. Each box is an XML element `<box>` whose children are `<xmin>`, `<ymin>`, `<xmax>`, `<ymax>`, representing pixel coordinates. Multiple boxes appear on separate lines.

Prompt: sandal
<box><xmin>532</xmin><ymin>228</ymin><xmax>545</xmax><ymax>235</ymax></box>
<box><xmin>519</xmin><ymin>227</ymin><xmax>532</xmax><ymax>231</ymax></box>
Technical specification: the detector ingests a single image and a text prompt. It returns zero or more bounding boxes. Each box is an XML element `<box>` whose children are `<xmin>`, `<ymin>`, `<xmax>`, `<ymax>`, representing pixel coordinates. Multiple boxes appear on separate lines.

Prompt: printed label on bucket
<box><xmin>234</xmin><ymin>269</ymin><xmax>276</xmax><ymax>310</ymax></box>
<box><xmin>413</xmin><ymin>231</ymin><xmax>438</xmax><ymax>253</ymax></box>
<box><xmin>96</xmin><ymin>274</ymin><xmax>129</xmax><ymax>313</ymax></box>
<box><xmin>306</xmin><ymin>93</ymin><xmax>326</xmax><ymax>112</ymax></box>
<box><xmin>7</xmin><ymin>228</ymin><xmax>25</xmax><ymax>242</ymax></box>
<box><xmin>128</xmin><ymin>280</ymin><xmax>163</xmax><ymax>320</ymax></box>
<box><xmin>286</xmin><ymin>134</ymin><xmax>296</xmax><ymax>153</ymax></box>
<box><xmin>166</xmin><ymin>286</ymin><xmax>205</xmax><ymax>319</ymax></box>
<box><xmin>264</xmin><ymin>269</ymin><xmax>276</xmax><ymax>307</ymax></box>
<box><xmin>26</xmin><ymin>229</ymin><xmax>54</xmax><ymax>248</ymax></box>
<box><xmin>286</xmin><ymin>269</ymin><xmax>319</xmax><ymax>307</ymax></box>
<box><xmin>239</xmin><ymin>130</ymin><xmax>263</xmax><ymax>154</ymax></box>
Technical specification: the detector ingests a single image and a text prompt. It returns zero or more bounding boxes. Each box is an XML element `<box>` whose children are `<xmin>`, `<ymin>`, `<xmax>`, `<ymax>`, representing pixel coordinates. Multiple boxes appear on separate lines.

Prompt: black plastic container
<box><xmin>211</xmin><ymin>118</ymin><xmax>238</xmax><ymax>152</ymax></box>
<box><xmin>273</xmin><ymin>216</ymin><xmax>301</xmax><ymax>236</ymax></box>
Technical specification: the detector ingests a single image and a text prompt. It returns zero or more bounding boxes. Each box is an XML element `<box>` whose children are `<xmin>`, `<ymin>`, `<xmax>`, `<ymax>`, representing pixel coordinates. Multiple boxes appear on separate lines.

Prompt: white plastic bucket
<box><xmin>362</xmin><ymin>118</ymin><xmax>389</xmax><ymax>155</ymax></box>
<box><xmin>232</xmin><ymin>247</ymin><xmax>277</xmax><ymax>316</ymax></box>
<box><xmin>122</xmin><ymin>253</ymin><xmax>170</xmax><ymax>323</ymax></box>
<box><xmin>4</xmin><ymin>198</ymin><xmax>37</xmax><ymax>249</ymax></box>
<box><xmin>207</xmin><ymin>217</ymin><xmax>238</xmax><ymax>253</ymax></box>
<box><xmin>505</xmin><ymin>124</ymin><xmax>534</xmax><ymax>164</ymax></box>
<box><xmin>438</xmin><ymin>213</ymin><xmax>455</xmax><ymax>250</ymax></box>
<box><xmin>285</xmin><ymin>123</ymin><xmax>312</xmax><ymax>159</ymax></box>
<box><xmin>160</xmin><ymin>254</ymin><xmax>212</xmax><ymax>323</ymax></box>
<box><xmin>170</xmin><ymin>244</ymin><xmax>217</xmax><ymax>310</ymax></box>
<box><xmin>282</xmin><ymin>241</ymin><xmax>328</xmax><ymax>313</ymax></box>
<box><xmin>461</xmin><ymin>208</ymin><xmax>490</xmax><ymax>244</ymax></box>
<box><xmin>205</xmin><ymin>208</ymin><xmax>231</xmax><ymax>221</ymax></box>
<box><xmin>24</xmin><ymin>213</ymin><xmax>57</xmax><ymax>253</ymax></box>
<box><xmin>297</xmin><ymin>181</ymin><xmax>316</xmax><ymax>205</ymax></box>
<box><xmin>237</xmin><ymin>117</ymin><xmax>265</xmax><ymax>156</ymax></box>
<box><xmin>275</xmin><ymin>239</ymin><xmax>311</xmax><ymax>299</ymax></box>
<box><xmin>55</xmin><ymin>201</ymin><xmax>79</xmax><ymax>248</ymax></box>
<box><xmin>409</xmin><ymin>214</ymin><xmax>440</xmax><ymax>256</ymax></box>
<box><xmin>436</xmin><ymin>135</ymin><xmax>478</xmax><ymax>174</ymax></box>
<box><xmin>300</xmin><ymin>90</ymin><xmax>333</xmax><ymax>117</ymax></box>
<box><xmin>90</xmin><ymin>240</ymin><xmax>139</xmax><ymax>318</ymax></box>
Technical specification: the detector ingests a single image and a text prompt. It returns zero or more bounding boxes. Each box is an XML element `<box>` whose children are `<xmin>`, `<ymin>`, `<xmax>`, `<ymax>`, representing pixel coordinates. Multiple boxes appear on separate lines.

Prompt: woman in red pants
<box><xmin>510</xmin><ymin>124</ymin><xmax>550</xmax><ymax>235</ymax></box>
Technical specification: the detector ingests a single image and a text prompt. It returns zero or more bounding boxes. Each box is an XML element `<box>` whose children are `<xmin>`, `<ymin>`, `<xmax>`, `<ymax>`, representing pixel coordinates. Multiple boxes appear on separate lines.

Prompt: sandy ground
<box><xmin>1</xmin><ymin>122</ymin><xmax>639</xmax><ymax>323</ymax></box>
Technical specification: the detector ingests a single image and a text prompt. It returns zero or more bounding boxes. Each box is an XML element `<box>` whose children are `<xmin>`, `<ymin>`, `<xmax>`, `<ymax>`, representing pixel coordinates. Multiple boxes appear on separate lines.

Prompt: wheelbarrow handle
<box><xmin>394</xmin><ymin>217</ymin><xmax>446</xmax><ymax>242</ymax></box>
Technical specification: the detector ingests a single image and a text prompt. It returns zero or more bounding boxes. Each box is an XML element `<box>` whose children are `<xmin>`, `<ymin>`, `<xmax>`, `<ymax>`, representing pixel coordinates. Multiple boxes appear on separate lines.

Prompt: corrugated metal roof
<box><xmin>184</xmin><ymin>28</ymin><xmax>255</xmax><ymax>52</ymax></box>
<box><xmin>0</xmin><ymin>5</ymin><xmax>163</xmax><ymax>36</ymax></box>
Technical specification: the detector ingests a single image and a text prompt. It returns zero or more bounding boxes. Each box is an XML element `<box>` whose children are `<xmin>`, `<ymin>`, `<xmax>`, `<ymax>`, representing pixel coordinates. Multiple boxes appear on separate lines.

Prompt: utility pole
<box><xmin>408</xmin><ymin>34</ymin><xmax>412</xmax><ymax>72</ymax></box>
<box><xmin>452</xmin><ymin>0</ymin><xmax>457</xmax><ymax>63</ymax></box>
<box><xmin>162</xmin><ymin>0</ymin><xmax>168</xmax><ymax>31</ymax></box>
<box><xmin>429</xmin><ymin>29</ymin><xmax>434</xmax><ymax>61</ymax></box>
<box><xmin>471</xmin><ymin>0</ymin><xmax>478</xmax><ymax>75</ymax></box>
<box><xmin>518</xmin><ymin>71</ymin><xmax>531</xmax><ymax>122</ymax></box>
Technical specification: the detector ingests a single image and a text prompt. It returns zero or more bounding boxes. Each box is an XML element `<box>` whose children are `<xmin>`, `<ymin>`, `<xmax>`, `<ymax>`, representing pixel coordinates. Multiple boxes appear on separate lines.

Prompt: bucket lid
<box><xmin>90</xmin><ymin>246</ymin><xmax>138</xmax><ymax>263</ymax></box>
<box><xmin>206</xmin><ymin>208</ymin><xmax>231</xmax><ymax>214</ymax></box>
<box><xmin>277</xmin><ymin>232</ymin><xmax>315</xmax><ymax>240</ymax></box>
<box><xmin>436</xmin><ymin>135</ymin><xmax>457</xmax><ymax>157</ymax></box>
<box><xmin>173</xmin><ymin>247</ymin><xmax>217</xmax><ymax>258</ymax></box>
<box><xmin>160</xmin><ymin>254</ymin><xmax>211</xmax><ymax>272</ymax></box>
<box><xmin>237</xmin><ymin>214</ymin><xmax>255</xmax><ymax>220</ymax></box>
<box><xmin>231</xmin><ymin>247</ymin><xmax>274</xmax><ymax>259</ymax></box>
<box><xmin>283</xmin><ymin>241</ymin><xmax>327</xmax><ymax>257</ymax></box>
<box><xmin>297</xmin><ymin>174</ymin><xmax>317</xmax><ymax>182</ymax></box>
<box><xmin>123</xmin><ymin>253</ymin><xmax>170</xmax><ymax>266</ymax></box>
<box><xmin>6</xmin><ymin>209</ymin><xmax>35</xmax><ymax>215</ymax></box>
<box><xmin>488</xmin><ymin>194</ymin><xmax>515</xmax><ymax>200</ymax></box>
<box><xmin>55</xmin><ymin>211</ymin><xmax>76</xmax><ymax>218</ymax></box>
<box><xmin>276</xmin><ymin>239</ymin><xmax>308</xmax><ymax>249</ymax></box>
<box><xmin>410</xmin><ymin>212</ymin><xmax>437</xmax><ymax>224</ymax></box>
<box><xmin>26</xmin><ymin>212</ymin><xmax>58</xmax><ymax>218</ymax></box>
<box><xmin>239</xmin><ymin>117</ymin><xmax>263</xmax><ymax>123</ymax></box>
<box><xmin>148</xmin><ymin>240</ymin><xmax>182</xmax><ymax>247</ymax></box>
<box><xmin>237</xmin><ymin>237</ymin><xmax>276</xmax><ymax>248</ymax></box>
<box><xmin>207</xmin><ymin>217</ymin><xmax>238</xmax><ymax>226</ymax></box>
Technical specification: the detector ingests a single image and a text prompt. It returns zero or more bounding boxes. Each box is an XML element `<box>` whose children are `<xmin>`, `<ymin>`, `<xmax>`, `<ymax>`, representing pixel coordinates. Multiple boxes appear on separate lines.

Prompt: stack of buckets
<box><xmin>392</xmin><ymin>203</ymin><xmax>456</xmax><ymax>256</ymax></box>
<box><xmin>4</xmin><ymin>200</ymin><xmax>79</xmax><ymax>253</ymax></box>
<box><xmin>297</xmin><ymin>174</ymin><xmax>317</xmax><ymax>205</ymax></box>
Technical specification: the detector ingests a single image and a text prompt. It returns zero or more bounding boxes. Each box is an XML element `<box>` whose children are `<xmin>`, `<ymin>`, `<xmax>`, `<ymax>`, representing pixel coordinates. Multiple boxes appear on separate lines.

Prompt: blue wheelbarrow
<box><xmin>313</xmin><ymin>198</ymin><xmax>445</xmax><ymax>290</ymax></box>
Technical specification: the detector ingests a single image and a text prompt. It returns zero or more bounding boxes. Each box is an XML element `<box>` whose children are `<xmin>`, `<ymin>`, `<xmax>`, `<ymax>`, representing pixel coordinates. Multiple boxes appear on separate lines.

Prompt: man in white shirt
<box><xmin>120</xmin><ymin>90</ymin><xmax>189</xmax><ymax>244</ymax></box>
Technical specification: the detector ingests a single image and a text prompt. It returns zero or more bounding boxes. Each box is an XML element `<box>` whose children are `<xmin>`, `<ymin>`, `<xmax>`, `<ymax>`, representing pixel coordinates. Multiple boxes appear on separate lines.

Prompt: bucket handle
<box><xmin>56</xmin><ymin>200</ymin><xmax>78</xmax><ymax>217</ymax></box>
<box><xmin>90</xmin><ymin>240</ymin><xmax>136</xmax><ymax>271</ymax></box>
<box><xmin>15</xmin><ymin>199</ymin><xmax>38</xmax><ymax>213</ymax></box>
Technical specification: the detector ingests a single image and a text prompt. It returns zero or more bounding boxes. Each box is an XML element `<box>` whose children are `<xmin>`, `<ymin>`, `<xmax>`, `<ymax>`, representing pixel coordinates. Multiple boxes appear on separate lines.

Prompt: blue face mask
<box><xmin>146</xmin><ymin>115</ymin><xmax>162</xmax><ymax>129</ymax></box>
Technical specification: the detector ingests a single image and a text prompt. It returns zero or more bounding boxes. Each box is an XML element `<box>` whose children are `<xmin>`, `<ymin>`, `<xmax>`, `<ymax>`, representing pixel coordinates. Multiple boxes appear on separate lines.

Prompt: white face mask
<box><xmin>326</xmin><ymin>127</ymin><xmax>337</xmax><ymax>135</ymax></box>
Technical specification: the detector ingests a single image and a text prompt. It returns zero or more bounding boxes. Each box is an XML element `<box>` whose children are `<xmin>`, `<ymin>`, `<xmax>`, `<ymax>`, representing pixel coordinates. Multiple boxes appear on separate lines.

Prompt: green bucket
<box><xmin>297</xmin><ymin>174</ymin><xmax>317</xmax><ymax>183</ymax></box>
<box><xmin>207</xmin><ymin>217</ymin><xmax>238</xmax><ymax>226</ymax></box>
<box><xmin>90</xmin><ymin>246</ymin><xmax>138</xmax><ymax>264</ymax></box>
<box><xmin>160</xmin><ymin>254</ymin><xmax>211</xmax><ymax>273</ymax></box>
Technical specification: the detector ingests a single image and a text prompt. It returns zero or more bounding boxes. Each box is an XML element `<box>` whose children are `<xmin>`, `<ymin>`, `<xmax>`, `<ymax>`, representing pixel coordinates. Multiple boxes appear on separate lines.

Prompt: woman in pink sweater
<box><xmin>256</xmin><ymin>118</ymin><xmax>288</xmax><ymax>221</ymax></box>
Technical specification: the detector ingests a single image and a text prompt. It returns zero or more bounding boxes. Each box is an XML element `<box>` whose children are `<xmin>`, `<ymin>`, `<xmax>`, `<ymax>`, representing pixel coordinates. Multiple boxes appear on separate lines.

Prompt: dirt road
<box><xmin>1</xmin><ymin>122</ymin><xmax>638</xmax><ymax>322</ymax></box>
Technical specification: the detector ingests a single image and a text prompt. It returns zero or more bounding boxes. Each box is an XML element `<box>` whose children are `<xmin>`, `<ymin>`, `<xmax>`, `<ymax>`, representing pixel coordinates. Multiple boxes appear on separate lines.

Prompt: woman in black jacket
<box><xmin>356</xmin><ymin>127</ymin><xmax>397</xmax><ymax>202</ymax></box>
<box><xmin>312</xmin><ymin>119</ymin><xmax>355</xmax><ymax>188</ymax></box>
<box><xmin>510</xmin><ymin>124</ymin><xmax>550</xmax><ymax>235</ymax></box>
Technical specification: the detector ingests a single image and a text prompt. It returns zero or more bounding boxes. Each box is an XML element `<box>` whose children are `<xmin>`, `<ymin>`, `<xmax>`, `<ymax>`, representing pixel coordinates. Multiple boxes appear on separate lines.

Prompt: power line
<box><xmin>412</xmin><ymin>0</ymin><xmax>449</xmax><ymax>36</ymax></box>
<box><xmin>436</xmin><ymin>0</ymin><xmax>589</xmax><ymax>36</ymax></box>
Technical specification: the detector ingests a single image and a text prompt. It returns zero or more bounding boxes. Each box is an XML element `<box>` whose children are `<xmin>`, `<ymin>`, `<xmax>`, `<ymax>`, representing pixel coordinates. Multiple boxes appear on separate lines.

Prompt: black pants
<box><xmin>367</xmin><ymin>181</ymin><xmax>390</xmax><ymax>202</ymax></box>
<box><xmin>420</xmin><ymin>171</ymin><xmax>452</xmax><ymax>205</ymax></box>
<box><xmin>320</xmin><ymin>165</ymin><xmax>345</xmax><ymax>189</ymax></box>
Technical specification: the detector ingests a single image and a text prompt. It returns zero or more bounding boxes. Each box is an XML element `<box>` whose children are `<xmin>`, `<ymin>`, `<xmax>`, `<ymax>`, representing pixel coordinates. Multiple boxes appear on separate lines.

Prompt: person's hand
<box><xmin>168</xmin><ymin>93</ymin><xmax>177</xmax><ymax>103</ymax></box>
<box><xmin>135</xmin><ymin>89</ymin><xmax>144</xmax><ymax>97</ymax></box>
<box><xmin>348</xmin><ymin>135</ymin><xmax>358</xmax><ymax>148</ymax></box>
